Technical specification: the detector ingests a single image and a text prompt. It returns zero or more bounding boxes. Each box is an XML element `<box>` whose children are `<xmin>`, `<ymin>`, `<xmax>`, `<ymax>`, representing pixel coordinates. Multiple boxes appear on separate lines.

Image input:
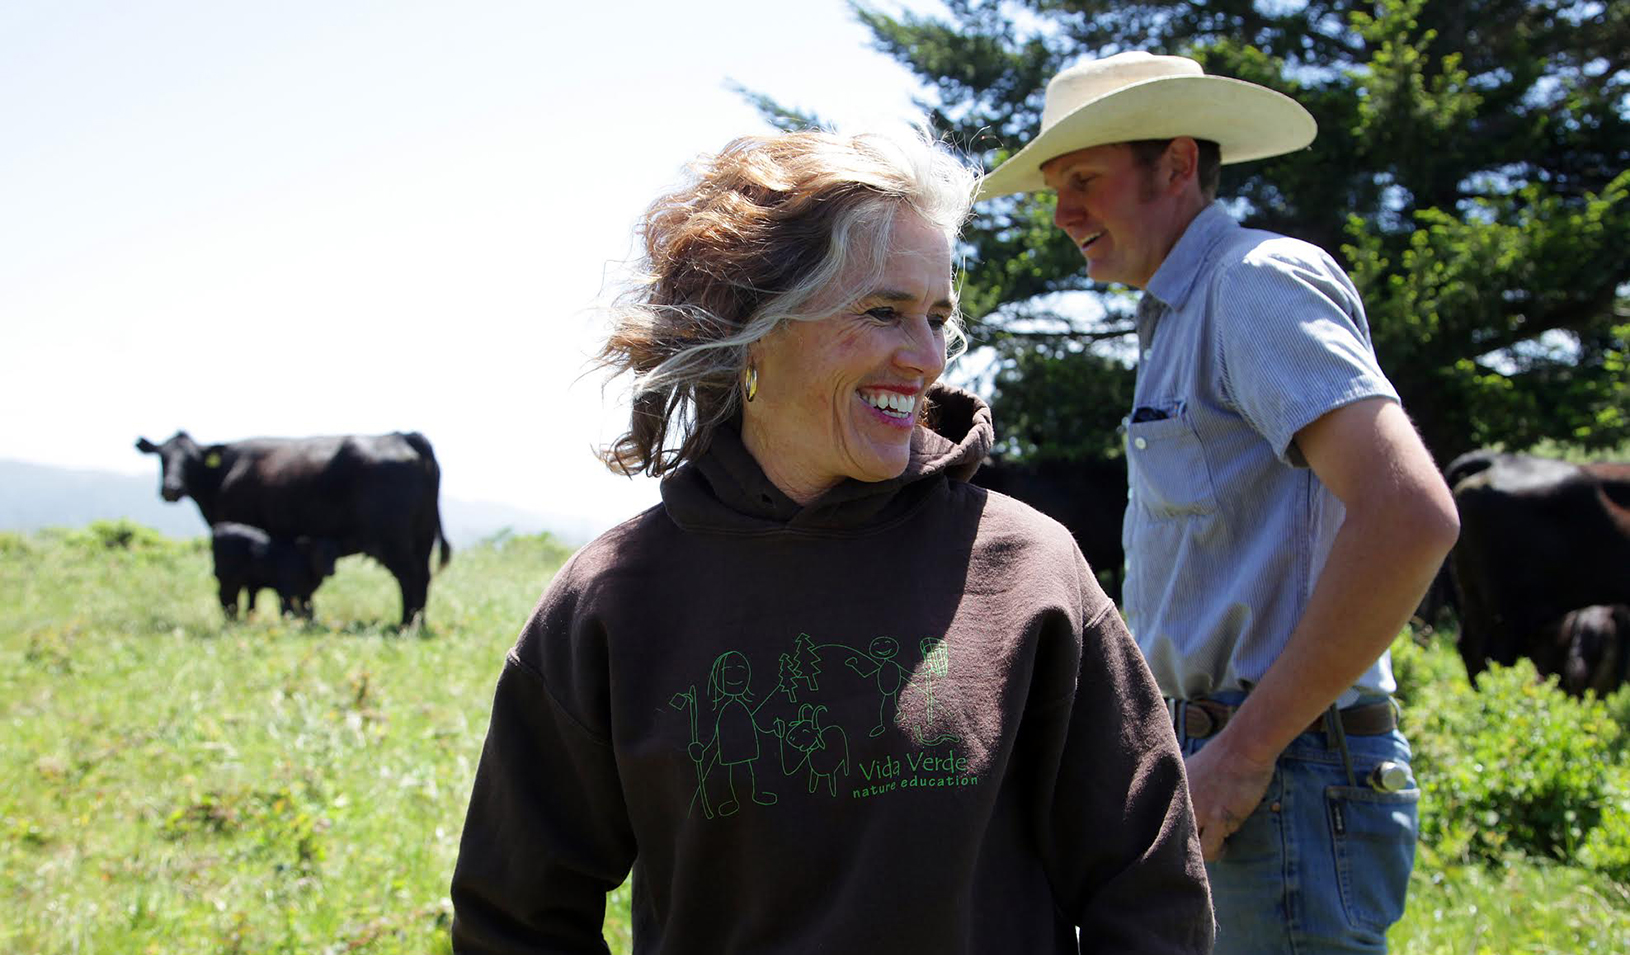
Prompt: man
<box><xmin>977</xmin><ymin>52</ymin><xmax>1460</xmax><ymax>954</ymax></box>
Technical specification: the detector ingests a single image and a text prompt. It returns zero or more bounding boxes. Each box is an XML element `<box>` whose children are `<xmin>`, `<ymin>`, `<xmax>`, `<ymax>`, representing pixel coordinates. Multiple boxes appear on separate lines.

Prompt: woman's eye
<box><xmin>864</xmin><ymin>306</ymin><xmax>899</xmax><ymax>323</ymax></box>
<box><xmin>928</xmin><ymin>314</ymin><xmax>950</xmax><ymax>330</ymax></box>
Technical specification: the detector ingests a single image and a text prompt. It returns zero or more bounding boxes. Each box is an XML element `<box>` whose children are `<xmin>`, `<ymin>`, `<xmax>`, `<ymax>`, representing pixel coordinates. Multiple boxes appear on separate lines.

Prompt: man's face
<box><xmin>1041</xmin><ymin>142</ymin><xmax>1184</xmax><ymax>290</ymax></box>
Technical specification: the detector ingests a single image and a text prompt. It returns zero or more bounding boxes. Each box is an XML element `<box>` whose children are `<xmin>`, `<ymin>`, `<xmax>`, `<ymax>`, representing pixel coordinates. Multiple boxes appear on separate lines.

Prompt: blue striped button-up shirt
<box><xmin>1122</xmin><ymin>202</ymin><xmax>1401</xmax><ymax>705</ymax></box>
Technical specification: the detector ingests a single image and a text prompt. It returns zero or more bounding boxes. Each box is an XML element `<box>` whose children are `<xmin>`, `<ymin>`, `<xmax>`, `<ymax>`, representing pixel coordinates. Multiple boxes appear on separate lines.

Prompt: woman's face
<box><xmin>742</xmin><ymin>211</ymin><xmax>954</xmax><ymax>504</ymax></box>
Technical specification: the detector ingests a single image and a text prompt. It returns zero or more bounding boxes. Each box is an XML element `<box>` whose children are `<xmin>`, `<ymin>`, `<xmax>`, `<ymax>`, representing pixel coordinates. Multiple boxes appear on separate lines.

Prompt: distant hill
<box><xmin>0</xmin><ymin>459</ymin><xmax>595</xmax><ymax>547</ymax></box>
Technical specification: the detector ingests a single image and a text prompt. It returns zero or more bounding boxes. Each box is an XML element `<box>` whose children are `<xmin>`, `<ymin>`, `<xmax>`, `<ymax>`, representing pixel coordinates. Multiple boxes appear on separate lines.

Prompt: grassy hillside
<box><xmin>3</xmin><ymin>522</ymin><xmax>1627</xmax><ymax>953</ymax></box>
<box><xmin>1</xmin><ymin>523</ymin><xmax>608</xmax><ymax>954</ymax></box>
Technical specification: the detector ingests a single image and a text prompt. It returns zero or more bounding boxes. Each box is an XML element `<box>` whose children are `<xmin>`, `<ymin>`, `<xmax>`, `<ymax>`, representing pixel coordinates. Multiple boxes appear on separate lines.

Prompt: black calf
<box><xmin>210</xmin><ymin>522</ymin><xmax>339</xmax><ymax>620</ymax></box>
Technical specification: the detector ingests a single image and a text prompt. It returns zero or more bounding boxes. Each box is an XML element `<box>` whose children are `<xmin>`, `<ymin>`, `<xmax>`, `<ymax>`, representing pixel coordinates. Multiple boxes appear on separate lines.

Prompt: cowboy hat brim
<box><xmin>975</xmin><ymin>75</ymin><xmax>1317</xmax><ymax>201</ymax></box>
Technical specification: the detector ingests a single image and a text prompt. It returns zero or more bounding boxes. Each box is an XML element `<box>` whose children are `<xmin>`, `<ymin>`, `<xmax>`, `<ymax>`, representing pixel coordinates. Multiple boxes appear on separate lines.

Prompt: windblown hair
<box><xmin>594</xmin><ymin>128</ymin><xmax>979</xmax><ymax>477</ymax></box>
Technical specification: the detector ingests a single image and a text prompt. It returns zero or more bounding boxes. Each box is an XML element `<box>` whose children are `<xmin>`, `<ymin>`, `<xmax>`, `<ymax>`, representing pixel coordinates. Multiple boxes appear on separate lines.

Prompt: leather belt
<box><xmin>1167</xmin><ymin>698</ymin><xmax>1397</xmax><ymax>741</ymax></box>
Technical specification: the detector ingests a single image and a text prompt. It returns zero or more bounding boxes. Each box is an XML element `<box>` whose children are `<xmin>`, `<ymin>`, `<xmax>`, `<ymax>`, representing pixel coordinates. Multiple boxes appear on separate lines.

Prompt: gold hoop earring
<box><xmin>742</xmin><ymin>365</ymin><xmax>758</xmax><ymax>403</ymax></box>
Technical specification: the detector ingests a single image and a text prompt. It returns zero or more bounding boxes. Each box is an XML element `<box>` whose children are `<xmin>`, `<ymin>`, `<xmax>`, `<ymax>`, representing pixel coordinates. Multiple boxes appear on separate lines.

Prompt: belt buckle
<box><xmin>1191</xmin><ymin>702</ymin><xmax>1219</xmax><ymax>739</ymax></box>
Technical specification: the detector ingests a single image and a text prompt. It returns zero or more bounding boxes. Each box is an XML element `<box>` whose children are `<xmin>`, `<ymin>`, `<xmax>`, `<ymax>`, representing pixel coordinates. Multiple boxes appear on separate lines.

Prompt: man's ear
<box><xmin>1163</xmin><ymin>137</ymin><xmax>1201</xmax><ymax>194</ymax></box>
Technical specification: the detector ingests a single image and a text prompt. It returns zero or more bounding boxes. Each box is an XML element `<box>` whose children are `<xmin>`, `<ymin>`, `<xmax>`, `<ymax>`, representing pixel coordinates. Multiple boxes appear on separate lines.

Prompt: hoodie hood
<box><xmin>662</xmin><ymin>383</ymin><xmax>993</xmax><ymax>535</ymax></box>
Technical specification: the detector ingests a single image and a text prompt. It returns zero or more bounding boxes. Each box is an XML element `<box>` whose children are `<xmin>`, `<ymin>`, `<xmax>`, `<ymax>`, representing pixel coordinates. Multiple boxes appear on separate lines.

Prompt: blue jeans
<box><xmin>1179</xmin><ymin>697</ymin><xmax>1419</xmax><ymax>955</ymax></box>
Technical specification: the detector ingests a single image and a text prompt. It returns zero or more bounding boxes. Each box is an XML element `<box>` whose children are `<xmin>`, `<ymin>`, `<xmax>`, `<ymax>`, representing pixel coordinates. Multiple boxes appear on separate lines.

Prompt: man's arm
<box><xmin>1184</xmin><ymin>396</ymin><xmax>1459</xmax><ymax>860</ymax></box>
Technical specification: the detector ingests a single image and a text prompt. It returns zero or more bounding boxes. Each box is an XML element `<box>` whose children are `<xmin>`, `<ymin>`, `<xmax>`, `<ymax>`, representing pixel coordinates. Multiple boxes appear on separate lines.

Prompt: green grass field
<box><xmin>3</xmin><ymin>523</ymin><xmax>1627</xmax><ymax>953</ymax></box>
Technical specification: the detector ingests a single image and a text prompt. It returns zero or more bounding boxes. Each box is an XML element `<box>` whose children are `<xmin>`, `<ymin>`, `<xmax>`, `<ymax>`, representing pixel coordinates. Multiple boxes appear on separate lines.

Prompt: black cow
<box><xmin>136</xmin><ymin>430</ymin><xmax>451</xmax><ymax>626</ymax></box>
<box><xmin>1539</xmin><ymin>605</ymin><xmax>1630</xmax><ymax>697</ymax></box>
<box><xmin>1410</xmin><ymin>450</ymin><xmax>1508</xmax><ymax>633</ymax></box>
<box><xmin>971</xmin><ymin>455</ymin><xmax>1128</xmax><ymax>600</ymax></box>
<box><xmin>211</xmin><ymin>522</ymin><xmax>339</xmax><ymax>620</ymax></box>
<box><xmin>1410</xmin><ymin>565</ymin><xmax>1457</xmax><ymax>635</ymax></box>
<box><xmin>1448</xmin><ymin>451</ymin><xmax>1630</xmax><ymax>682</ymax></box>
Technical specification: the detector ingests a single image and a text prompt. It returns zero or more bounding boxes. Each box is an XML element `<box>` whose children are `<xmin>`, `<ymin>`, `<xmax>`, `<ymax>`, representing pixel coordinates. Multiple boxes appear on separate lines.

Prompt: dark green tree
<box><xmin>749</xmin><ymin>0</ymin><xmax>1630</xmax><ymax>464</ymax></box>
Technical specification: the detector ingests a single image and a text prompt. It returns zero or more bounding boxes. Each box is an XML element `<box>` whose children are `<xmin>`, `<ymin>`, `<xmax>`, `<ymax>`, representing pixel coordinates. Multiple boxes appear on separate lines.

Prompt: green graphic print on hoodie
<box><xmin>450</xmin><ymin>385</ymin><xmax>1213</xmax><ymax>954</ymax></box>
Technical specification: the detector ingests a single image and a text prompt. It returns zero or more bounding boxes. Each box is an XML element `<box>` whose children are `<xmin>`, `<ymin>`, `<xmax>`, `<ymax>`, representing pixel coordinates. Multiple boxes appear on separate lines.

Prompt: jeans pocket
<box><xmin>1324</xmin><ymin>784</ymin><xmax>1419</xmax><ymax>934</ymax></box>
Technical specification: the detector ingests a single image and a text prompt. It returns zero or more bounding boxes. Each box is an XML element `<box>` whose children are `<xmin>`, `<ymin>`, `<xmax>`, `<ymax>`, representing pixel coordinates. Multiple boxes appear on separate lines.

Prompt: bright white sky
<box><xmin>0</xmin><ymin>0</ymin><xmax>970</xmax><ymax>535</ymax></box>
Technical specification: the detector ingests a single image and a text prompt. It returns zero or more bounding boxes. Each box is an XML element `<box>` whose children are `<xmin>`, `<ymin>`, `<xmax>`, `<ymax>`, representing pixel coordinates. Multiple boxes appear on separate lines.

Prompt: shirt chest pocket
<box><xmin>1125</xmin><ymin>402</ymin><xmax>1219</xmax><ymax>520</ymax></box>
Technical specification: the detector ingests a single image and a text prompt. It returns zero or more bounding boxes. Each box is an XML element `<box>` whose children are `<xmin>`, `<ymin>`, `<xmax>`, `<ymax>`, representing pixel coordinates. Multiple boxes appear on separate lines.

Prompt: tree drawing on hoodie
<box><xmin>785</xmin><ymin>632</ymin><xmax>824</xmax><ymax>701</ymax></box>
<box><xmin>684</xmin><ymin>650</ymin><xmax>782</xmax><ymax>817</ymax></box>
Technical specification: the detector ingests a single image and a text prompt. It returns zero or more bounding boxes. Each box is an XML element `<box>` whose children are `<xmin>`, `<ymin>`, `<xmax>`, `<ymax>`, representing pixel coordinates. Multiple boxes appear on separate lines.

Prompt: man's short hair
<box><xmin>1128</xmin><ymin>138</ymin><xmax>1222</xmax><ymax>200</ymax></box>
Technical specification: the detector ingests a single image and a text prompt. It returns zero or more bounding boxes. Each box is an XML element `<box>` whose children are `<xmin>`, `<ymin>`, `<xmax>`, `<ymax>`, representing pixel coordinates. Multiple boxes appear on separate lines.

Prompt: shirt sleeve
<box><xmin>1031</xmin><ymin>551</ymin><xmax>1215</xmax><ymax>953</ymax></box>
<box><xmin>1213</xmin><ymin>242</ymin><xmax>1399</xmax><ymax>465</ymax></box>
<box><xmin>450</xmin><ymin>577</ymin><xmax>636</xmax><ymax>954</ymax></box>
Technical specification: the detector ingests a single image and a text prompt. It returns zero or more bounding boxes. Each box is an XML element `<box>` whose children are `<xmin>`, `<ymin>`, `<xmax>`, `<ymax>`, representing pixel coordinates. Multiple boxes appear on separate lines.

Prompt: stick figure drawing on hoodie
<box><xmin>847</xmin><ymin>636</ymin><xmax>906</xmax><ymax>737</ymax></box>
<box><xmin>688</xmin><ymin>650</ymin><xmax>781</xmax><ymax>816</ymax></box>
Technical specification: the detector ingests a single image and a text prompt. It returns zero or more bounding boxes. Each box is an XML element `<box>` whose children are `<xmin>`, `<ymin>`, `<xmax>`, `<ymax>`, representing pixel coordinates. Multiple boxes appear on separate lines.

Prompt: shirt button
<box><xmin>1134</xmin><ymin>437</ymin><xmax>1148</xmax><ymax>450</ymax></box>
<box><xmin>1143</xmin><ymin>348</ymin><xmax>1152</xmax><ymax>359</ymax></box>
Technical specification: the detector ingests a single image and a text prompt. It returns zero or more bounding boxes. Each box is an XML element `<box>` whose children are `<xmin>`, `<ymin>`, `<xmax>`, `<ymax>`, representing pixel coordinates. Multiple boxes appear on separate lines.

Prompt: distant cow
<box><xmin>1411</xmin><ymin>564</ymin><xmax>1457</xmax><ymax>634</ymax></box>
<box><xmin>1411</xmin><ymin>450</ymin><xmax>1510</xmax><ymax>632</ymax></box>
<box><xmin>137</xmin><ymin>431</ymin><xmax>451</xmax><ymax>626</ymax></box>
<box><xmin>1538</xmin><ymin>605</ymin><xmax>1630</xmax><ymax>697</ymax></box>
<box><xmin>971</xmin><ymin>455</ymin><xmax>1128</xmax><ymax>600</ymax></box>
<box><xmin>211</xmin><ymin>522</ymin><xmax>339</xmax><ymax>620</ymax></box>
<box><xmin>1417</xmin><ymin>449</ymin><xmax>1548</xmax><ymax>632</ymax></box>
<box><xmin>1448</xmin><ymin>451</ymin><xmax>1630</xmax><ymax>681</ymax></box>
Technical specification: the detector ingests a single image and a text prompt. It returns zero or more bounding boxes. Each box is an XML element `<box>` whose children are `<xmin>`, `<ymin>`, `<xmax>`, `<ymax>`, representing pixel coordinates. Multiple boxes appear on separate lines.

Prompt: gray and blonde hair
<box><xmin>594</xmin><ymin>127</ymin><xmax>978</xmax><ymax>478</ymax></box>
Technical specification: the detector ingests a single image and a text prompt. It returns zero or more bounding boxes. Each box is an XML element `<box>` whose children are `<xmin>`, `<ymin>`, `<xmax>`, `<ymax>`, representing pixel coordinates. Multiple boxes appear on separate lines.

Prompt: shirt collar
<box><xmin>1144</xmin><ymin>201</ymin><xmax>1237</xmax><ymax>311</ymax></box>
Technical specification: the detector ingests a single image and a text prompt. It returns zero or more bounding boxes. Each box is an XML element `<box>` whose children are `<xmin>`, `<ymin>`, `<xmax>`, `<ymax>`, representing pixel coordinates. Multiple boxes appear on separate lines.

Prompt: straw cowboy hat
<box><xmin>976</xmin><ymin>51</ymin><xmax>1317</xmax><ymax>200</ymax></box>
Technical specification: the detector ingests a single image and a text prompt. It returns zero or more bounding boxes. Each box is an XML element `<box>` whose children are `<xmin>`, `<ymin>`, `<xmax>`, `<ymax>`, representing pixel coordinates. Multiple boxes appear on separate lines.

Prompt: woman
<box><xmin>449</xmin><ymin>128</ymin><xmax>1213</xmax><ymax>953</ymax></box>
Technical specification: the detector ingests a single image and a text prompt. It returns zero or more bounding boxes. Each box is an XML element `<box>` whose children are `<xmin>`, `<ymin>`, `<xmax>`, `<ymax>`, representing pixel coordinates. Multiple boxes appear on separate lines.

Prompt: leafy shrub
<box><xmin>64</xmin><ymin>519</ymin><xmax>176</xmax><ymax>552</ymax></box>
<box><xmin>482</xmin><ymin>530</ymin><xmax>574</xmax><ymax>567</ymax></box>
<box><xmin>1578</xmin><ymin>765</ymin><xmax>1630</xmax><ymax>883</ymax></box>
<box><xmin>1407</xmin><ymin>651</ymin><xmax>1623</xmax><ymax>866</ymax></box>
<box><xmin>162</xmin><ymin>785</ymin><xmax>330</xmax><ymax>875</ymax></box>
<box><xmin>23</xmin><ymin>622</ymin><xmax>82</xmax><ymax>674</ymax></box>
<box><xmin>0</xmin><ymin>531</ymin><xmax>31</xmax><ymax>557</ymax></box>
<box><xmin>1390</xmin><ymin>627</ymin><xmax>1471</xmax><ymax>705</ymax></box>
<box><xmin>1604</xmin><ymin>684</ymin><xmax>1630</xmax><ymax>760</ymax></box>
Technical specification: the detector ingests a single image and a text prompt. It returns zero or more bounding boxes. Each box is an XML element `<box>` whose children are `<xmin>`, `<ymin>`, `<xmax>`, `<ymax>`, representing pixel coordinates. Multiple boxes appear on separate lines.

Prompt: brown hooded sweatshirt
<box><xmin>450</xmin><ymin>385</ymin><xmax>1213</xmax><ymax>954</ymax></box>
